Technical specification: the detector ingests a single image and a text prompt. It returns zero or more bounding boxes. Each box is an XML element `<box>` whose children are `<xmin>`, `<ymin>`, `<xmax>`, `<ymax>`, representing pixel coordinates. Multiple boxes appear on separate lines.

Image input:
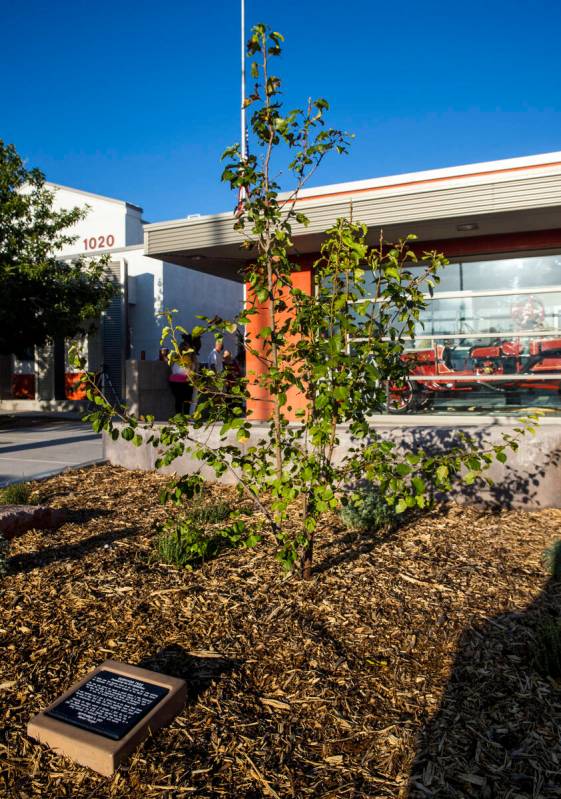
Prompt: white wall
<box><xmin>47</xmin><ymin>182</ymin><xmax>243</xmax><ymax>362</ymax></box>
<box><xmin>125</xmin><ymin>249</ymin><xmax>164</xmax><ymax>360</ymax></box>
<box><xmin>162</xmin><ymin>261</ymin><xmax>242</xmax><ymax>362</ymax></box>
<box><xmin>49</xmin><ymin>183</ymin><xmax>143</xmax><ymax>256</ymax></box>
<box><xmin>124</xmin><ymin>249</ymin><xmax>243</xmax><ymax>361</ymax></box>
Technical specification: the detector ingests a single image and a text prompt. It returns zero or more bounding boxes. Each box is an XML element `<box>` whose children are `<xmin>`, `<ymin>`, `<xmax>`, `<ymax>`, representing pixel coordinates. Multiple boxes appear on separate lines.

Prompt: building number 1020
<box><xmin>83</xmin><ymin>234</ymin><xmax>115</xmax><ymax>251</ymax></box>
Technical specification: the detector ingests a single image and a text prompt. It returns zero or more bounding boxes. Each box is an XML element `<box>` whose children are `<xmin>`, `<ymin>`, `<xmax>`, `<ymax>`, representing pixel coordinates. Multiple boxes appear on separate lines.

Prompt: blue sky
<box><xmin>3</xmin><ymin>0</ymin><xmax>561</xmax><ymax>221</ymax></box>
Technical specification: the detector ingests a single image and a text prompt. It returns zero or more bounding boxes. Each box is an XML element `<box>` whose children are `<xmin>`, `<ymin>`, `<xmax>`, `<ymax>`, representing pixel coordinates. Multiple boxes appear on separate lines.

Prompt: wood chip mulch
<box><xmin>1</xmin><ymin>463</ymin><xmax>561</xmax><ymax>799</ymax></box>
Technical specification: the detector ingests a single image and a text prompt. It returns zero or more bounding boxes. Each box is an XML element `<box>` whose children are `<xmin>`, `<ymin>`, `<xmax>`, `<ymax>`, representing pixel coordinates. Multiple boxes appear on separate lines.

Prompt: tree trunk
<box><xmin>301</xmin><ymin>532</ymin><xmax>314</xmax><ymax>580</ymax></box>
<box><xmin>301</xmin><ymin>495</ymin><xmax>314</xmax><ymax>579</ymax></box>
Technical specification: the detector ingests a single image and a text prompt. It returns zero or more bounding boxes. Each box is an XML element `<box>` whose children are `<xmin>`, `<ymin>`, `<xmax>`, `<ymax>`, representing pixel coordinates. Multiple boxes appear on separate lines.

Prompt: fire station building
<box><xmin>143</xmin><ymin>150</ymin><xmax>561</xmax><ymax>421</ymax></box>
<box><xmin>0</xmin><ymin>184</ymin><xmax>243</xmax><ymax>415</ymax></box>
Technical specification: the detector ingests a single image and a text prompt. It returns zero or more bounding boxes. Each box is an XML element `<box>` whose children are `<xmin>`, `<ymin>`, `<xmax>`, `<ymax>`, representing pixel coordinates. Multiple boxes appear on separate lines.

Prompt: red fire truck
<box><xmin>389</xmin><ymin>336</ymin><xmax>561</xmax><ymax>412</ymax></box>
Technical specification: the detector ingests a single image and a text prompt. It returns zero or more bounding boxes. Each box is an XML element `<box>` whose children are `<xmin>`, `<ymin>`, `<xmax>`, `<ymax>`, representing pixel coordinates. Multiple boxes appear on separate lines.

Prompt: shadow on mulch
<box><xmin>408</xmin><ymin>572</ymin><xmax>561</xmax><ymax>798</ymax></box>
<box><xmin>313</xmin><ymin>518</ymin><xmax>407</xmax><ymax>575</ymax></box>
<box><xmin>8</xmin><ymin>524</ymin><xmax>139</xmax><ymax>575</ymax></box>
<box><xmin>291</xmin><ymin>607</ymin><xmax>351</xmax><ymax>662</ymax></box>
<box><xmin>138</xmin><ymin>644</ymin><xmax>240</xmax><ymax>704</ymax></box>
<box><xmin>62</xmin><ymin>508</ymin><xmax>113</xmax><ymax>524</ymax></box>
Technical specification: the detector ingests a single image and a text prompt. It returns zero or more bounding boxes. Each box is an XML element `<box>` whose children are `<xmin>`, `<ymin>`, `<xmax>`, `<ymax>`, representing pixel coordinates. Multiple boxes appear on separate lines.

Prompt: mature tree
<box><xmin>0</xmin><ymin>140</ymin><xmax>117</xmax><ymax>357</ymax></box>
<box><xmin>77</xmin><ymin>25</ymin><xmax>537</xmax><ymax>578</ymax></box>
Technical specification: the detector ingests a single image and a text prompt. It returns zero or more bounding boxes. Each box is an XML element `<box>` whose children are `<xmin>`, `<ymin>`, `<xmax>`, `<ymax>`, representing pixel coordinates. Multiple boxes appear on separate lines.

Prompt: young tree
<box><xmin>78</xmin><ymin>25</ymin><xmax>536</xmax><ymax>578</ymax></box>
<box><xmin>0</xmin><ymin>140</ymin><xmax>117</xmax><ymax>357</ymax></box>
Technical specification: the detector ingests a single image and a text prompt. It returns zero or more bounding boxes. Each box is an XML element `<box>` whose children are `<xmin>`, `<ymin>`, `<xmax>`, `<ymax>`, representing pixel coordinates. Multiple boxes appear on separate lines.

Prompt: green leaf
<box><xmin>395</xmin><ymin>498</ymin><xmax>408</xmax><ymax>514</ymax></box>
<box><xmin>395</xmin><ymin>463</ymin><xmax>410</xmax><ymax>476</ymax></box>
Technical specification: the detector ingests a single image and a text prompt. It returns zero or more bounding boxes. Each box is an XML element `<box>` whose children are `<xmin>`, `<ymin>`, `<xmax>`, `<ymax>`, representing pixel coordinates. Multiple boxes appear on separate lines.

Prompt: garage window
<box><xmin>370</xmin><ymin>254</ymin><xmax>561</xmax><ymax>414</ymax></box>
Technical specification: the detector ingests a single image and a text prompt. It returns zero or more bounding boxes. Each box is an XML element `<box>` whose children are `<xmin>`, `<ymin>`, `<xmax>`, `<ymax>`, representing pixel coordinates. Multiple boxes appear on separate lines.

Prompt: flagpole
<box><xmin>240</xmin><ymin>0</ymin><xmax>246</xmax><ymax>162</ymax></box>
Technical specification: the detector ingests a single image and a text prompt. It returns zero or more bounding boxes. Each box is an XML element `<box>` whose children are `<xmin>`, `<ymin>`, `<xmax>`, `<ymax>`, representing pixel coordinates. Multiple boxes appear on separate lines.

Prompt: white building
<box><xmin>0</xmin><ymin>184</ymin><xmax>243</xmax><ymax>413</ymax></box>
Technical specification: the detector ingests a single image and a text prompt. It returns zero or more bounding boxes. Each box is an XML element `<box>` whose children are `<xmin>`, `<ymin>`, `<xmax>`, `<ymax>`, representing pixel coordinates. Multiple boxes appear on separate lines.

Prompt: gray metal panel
<box><xmin>144</xmin><ymin>173</ymin><xmax>561</xmax><ymax>260</ymax></box>
<box><xmin>101</xmin><ymin>261</ymin><xmax>126</xmax><ymax>402</ymax></box>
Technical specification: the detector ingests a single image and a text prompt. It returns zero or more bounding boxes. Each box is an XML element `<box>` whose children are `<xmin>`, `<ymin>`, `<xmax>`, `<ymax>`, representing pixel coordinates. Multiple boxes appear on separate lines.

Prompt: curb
<box><xmin>0</xmin><ymin>459</ymin><xmax>107</xmax><ymax>488</ymax></box>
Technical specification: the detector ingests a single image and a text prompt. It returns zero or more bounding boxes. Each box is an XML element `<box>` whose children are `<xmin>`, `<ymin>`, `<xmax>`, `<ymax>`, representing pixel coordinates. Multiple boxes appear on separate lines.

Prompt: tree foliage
<box><xmin>0</xmin><ymin>140</ymin><xmax>117</xmax><ymax>356</ymax></box>
<box><xmin>76</xmin><ymin>24</ymin><xmax>537</xmax><ymax>578</ymax></box>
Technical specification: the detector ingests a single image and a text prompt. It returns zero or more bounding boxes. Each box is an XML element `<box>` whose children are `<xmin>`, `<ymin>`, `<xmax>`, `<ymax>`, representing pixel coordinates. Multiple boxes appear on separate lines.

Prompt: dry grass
<box><xmin>1</xmin><ymin>464</ymin><xmax>561</xmax><ymax>798</ymax></box>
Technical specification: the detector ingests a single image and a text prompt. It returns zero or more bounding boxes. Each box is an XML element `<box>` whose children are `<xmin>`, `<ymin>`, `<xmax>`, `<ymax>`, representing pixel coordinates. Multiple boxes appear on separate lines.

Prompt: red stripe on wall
<box><xmin>416</xmin><ymin>229</ymin><xmax>561</xmax><ymax>258</ymax></box>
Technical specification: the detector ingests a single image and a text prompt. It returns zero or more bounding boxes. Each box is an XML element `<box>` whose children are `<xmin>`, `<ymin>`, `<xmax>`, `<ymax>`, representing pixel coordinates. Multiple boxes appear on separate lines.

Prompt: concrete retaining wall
<box><xmin>104</xmin><ymin>416</ymin><xmax>561</xmax><ymax>509</ymax></box>
<box><xmin>125</xmin><ymin>360</ymin><xmax>175</xmax><ymax>421</ymax></box>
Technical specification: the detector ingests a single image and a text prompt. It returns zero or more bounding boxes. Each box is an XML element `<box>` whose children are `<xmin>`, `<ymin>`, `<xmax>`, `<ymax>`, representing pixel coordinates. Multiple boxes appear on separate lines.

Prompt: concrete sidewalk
<box><xmin>0</xmin><ymin>416</ymin><xmax>103</xmax><ymax>486</ymax></box>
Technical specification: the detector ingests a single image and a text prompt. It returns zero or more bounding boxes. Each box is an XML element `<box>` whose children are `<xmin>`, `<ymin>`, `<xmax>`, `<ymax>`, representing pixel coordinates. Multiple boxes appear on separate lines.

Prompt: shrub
<box><xmin>339</xmin><ymin>485</ymin><xmax>397</xmax><ymax>533</ymax></box>
<box><xmin>533</xmin><ymin>616</ymin><xmax>561</xmax><ymax>679</ymax></box>
<box><xmin>187</xmin><ymin>500</ymin><xmax>233</xmax><ymax>526</ymax></box>
<box><xmin>157</xmin><ymin>517</ymin><xmax>260</xmax><ymax>568</ymax></box>
<box><xmin>0</xmin><ymin>482</ymin><xmax>33</xmax><ymax>505</ymax></box>
<box><xmin>543</xmin><ymin>540</ymin><xmax>561</xmax><ymax>581</ymax></box>
<box><xmin>156</xmin><ymin>483</ymin><xmax>258</xmax><ymax>568</ymax></box>
<box><xmin>157</xmin><ymin>519</ymin><xmax>219</xmax><ymax>567</ymax></box>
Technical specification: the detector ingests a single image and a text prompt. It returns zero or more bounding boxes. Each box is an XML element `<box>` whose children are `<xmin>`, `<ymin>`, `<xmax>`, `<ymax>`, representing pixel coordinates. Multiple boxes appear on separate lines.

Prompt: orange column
<box><xmin>245</xmin><ymin>260</ymin><xmax>314</xmax><ymax>421</ymax></box>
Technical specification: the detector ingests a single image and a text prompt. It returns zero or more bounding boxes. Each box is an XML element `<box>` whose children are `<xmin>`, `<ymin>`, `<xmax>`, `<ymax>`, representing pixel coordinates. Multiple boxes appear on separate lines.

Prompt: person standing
<box><xmin>188</xmin><ymin>336</ymin><xmax>202</xmax><ymax>416</ymax></box>
<box><xmin>208</xmin><ymin>339</ymin><xmax>224</xmax><ymax>373</ymax></box>
<box><xmin>222</xmin><ymin>349</ymin><xmax>243</xmax><ymax>413</ymax></box>
<box><xmin>223</xmin><ymin>349</ymin><xmax>241</xmax><ymax>381</ymax></box>
<box><xmin>168</xmin><ymin>334</ymin><xmax>197</xmax><ymax>414</ymax></box>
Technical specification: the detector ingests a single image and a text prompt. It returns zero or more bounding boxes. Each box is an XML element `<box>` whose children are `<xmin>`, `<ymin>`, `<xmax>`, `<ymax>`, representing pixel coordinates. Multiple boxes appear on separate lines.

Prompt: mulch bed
<box><xmin>1</xmin><ymin>464</ymin><xmax>561</xmax><ymax>798</ymax></box>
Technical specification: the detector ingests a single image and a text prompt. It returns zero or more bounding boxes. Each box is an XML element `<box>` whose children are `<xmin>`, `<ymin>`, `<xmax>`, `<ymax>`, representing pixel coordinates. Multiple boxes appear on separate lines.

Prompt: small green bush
<box><xmin>187</xmin><ymin>500</ymin><xmax>233</xmax><ymax>526</ymax></box>
<box><xmin>339</xmin><ymin>484</ymin><xmax>397</xmax><ymax>533</ymax></box>
<box><xmin>157</xmin><ymin>519</ymin><xmax>219</xmax><ymax>567</ymax></box>
<box><xmin>543</xmin><ymin>540</ymin><xmax>561</xmax><ymax>581</ymax></box>
<box><xmin>157</xmin><ymin>517</ymin><xmax>260</xmax><ymax>568</ymax></box>
<box><xmin>533</xmin><ymin>616</ymin><xmax>561</xmax><ymax>679</ymax></box>
<box><xmin>0</xmin><ymin>482</ymin><xmax>34</xmax><ymax>505</ymax></box>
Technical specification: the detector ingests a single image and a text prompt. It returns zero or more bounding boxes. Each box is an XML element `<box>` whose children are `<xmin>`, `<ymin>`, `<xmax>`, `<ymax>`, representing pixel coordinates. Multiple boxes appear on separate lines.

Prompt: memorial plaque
<box><xmin>27</xmin><ymin>660</ymin><xmax>187</xmax><ymax>776</ymax></box>
<box><xmin>45</xmin><ymin>670</ymin><xmax>170</xmax><ymax>740</ymax></box>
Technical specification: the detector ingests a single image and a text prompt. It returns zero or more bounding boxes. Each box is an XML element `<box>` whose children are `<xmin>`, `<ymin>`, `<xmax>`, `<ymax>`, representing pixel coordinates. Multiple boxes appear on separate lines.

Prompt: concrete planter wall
<box><xmin>104</xmin><ymin>416</ymin><xmax>561</xmax><ymax>509</ymax></box>
<box><xmin>125</xmin><ymin>360</ymin><xmax>175</xmax><ymax>421</ymax></box>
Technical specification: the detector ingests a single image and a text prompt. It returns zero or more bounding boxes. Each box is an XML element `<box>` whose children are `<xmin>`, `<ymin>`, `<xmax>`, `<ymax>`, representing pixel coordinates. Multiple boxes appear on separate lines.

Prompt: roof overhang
<box><xmin>144</xmin><ymin>152</ymin><xmax>561</xmax><ymax>282</ymax></box>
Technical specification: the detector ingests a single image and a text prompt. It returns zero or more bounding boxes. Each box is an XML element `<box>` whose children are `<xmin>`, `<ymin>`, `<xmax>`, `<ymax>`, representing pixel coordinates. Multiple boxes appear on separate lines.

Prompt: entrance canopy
<box><xmin>144</xmin><ymin>151</ymin><xmax>561</xmax><ymax>281</ymax></box>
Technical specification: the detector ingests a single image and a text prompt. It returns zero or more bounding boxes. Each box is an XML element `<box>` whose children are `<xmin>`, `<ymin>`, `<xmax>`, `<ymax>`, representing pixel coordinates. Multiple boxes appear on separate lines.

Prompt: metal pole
<box><xmin>240</xmin><ymin>0</ymin><xmax>246</xmax><ymax>162</ymax></box>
